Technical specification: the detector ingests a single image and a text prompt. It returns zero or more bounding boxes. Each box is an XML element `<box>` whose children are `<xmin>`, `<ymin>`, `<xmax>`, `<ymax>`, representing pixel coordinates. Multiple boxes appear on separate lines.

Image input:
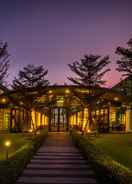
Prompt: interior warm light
<box><xmin>36</xmin><ymin>131</ymin><xmax>40</xmax><ymax>135</ymax></box>
<box><xmin>19</xmin><ymin>101</ymin><xmax>24</xmax><ymax>105</ymax></box>
<box><xmin>65</xmin><ymin>89</ymin><xmax>70</xmax><ymax>94</ymax></box>
<box><xmin>87</xmin><ymin>129</ymin><xmax>91</xmax><ymax>133</ymax></box>
<box><xmin>5</xmin><ymin>141</ymin><xmax>11</xmax><ymax>147</ymax></box>
<box><xmin>48</xmin><ymin>90</ymin><xmax>52</xmax><ymax>94</ymax></box>
<box><xmin>1</xmin><ymin>98</ymin><xmax>7</xmax><ymax>104</ymax></box>
<box><xmin>28</xmin><ymin>129</ymin><xmax>33</xmax><ymax>133</ymax></box>
<box><xmin>114</xmin><ymin>97</ymin><xmax>119</xmax><ymax>101</ymax></box>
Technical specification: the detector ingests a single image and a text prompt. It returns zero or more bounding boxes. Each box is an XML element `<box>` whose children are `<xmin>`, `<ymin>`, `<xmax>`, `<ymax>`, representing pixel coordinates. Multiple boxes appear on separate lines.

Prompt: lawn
<box><xmin>0</xmin><ymin>133</ymin><xmax>32</xmax><ymax>160</ymax></box>
<box><xmin>91</xmin><ymin>133</ymin><xmax>132</xmax><ymax>169</ymax></box>
<box><xmin>0</xmin><ymin>129</ymin><xmax>48</xmax><ymax>184</ymax></box>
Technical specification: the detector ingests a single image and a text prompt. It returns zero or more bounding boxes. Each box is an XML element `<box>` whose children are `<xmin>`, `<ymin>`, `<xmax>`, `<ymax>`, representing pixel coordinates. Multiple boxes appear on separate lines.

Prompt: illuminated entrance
<box><xmin>49</xmin><ymin>107</ymin><xmax>68</xmax><ymax>132</ymax></box>
<box><xmin>0</xmin><ymin>85</ymin><xmax>129</xmax><ymax>132</ymax></box>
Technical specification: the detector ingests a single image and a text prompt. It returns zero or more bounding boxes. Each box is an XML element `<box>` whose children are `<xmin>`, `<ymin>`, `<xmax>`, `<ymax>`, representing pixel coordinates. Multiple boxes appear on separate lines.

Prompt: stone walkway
<box><xmin>16</xmin><ymin>132</ymin><xmax>97</xmax><ymax>184</ymax></box>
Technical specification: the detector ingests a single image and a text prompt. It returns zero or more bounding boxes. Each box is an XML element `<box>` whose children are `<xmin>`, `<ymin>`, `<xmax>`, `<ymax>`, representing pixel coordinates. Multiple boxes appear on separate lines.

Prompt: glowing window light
<box><xmin>65</xmin><ymin>89</ymin><xmax>70</xmax><ymax>94</ymax></box>
<box><xmin>28</xmin><ymin>129</ymin><xmax>33</xmax><ymax>133</ymax></box>
<box><xmin>48</xmin><ymin>90</ymin><xmax>52</xmax><ymax>94</ymax></box>
<box><xmin>87</xmin><ymin>129</ymin><xmax>91</xmax><ymax>133</ymax></box>
<box><xmin>5</xmin><ymin>140</ymin><xmax>11</xmax><ymax>147</ymax></box>
<box><xmin>1</xmin><ymin>97</ymin><xmax>7</xmax><ymax>104</ymax></box>
<box><xmin>114</xmin><ymin>97</ymin><xmax>119</xmax><ymax>101</ymax></box>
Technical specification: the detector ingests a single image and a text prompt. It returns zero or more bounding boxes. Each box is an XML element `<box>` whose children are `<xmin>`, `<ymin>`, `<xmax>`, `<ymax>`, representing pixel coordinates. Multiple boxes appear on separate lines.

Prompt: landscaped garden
<box><xmin>91</xmin><ymin>133</ymin><xmax>132</xmax><ymax>170</ymax></box>
<box><xmin>71</xmin><ymin>130</ymin><xmax>132</xmax><ymax>184</ymax></box>
<box><xmin>0</xmin><ymin>133</ymin><xmax>31</xmax><ymax>160</ymax></box>
<box><xmin>0</xmin><ymin>129</ymin><xmax>48</xmax><ymax>184</ymax></box>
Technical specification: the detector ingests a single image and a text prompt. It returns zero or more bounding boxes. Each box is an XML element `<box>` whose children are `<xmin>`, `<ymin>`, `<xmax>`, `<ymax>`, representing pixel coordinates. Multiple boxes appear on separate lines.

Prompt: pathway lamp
<box><xmin>5</xmin><ymin>140</ymin><xmax>11</xmax><ymax>160</ymax></box>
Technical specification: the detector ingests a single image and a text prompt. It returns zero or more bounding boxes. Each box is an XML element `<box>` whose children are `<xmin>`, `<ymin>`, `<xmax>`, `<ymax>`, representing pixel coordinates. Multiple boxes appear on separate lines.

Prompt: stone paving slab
<box><xmin>34</xmin><ymin>155</ymin><xmax>84</xmax><ymax>159</ymax></box>
<box><xmin>17</xmin><ymin>176</ymin><xmax>97</xmax><ymax>184</ymax></box>
<box><xmin>36</xmin><ymin>152</ymin><xmax>81</xmax><ymax>155</ymax></box>
<box><xmin>22</xmin><ymin>169</ymin><xmax>94</xmax><ymax>176</ymax></box>
<box><xmin>26</xmin><ymin>163</ymin><xmax>91</xmax><ymax>169</ymax></box>
<box><xmin>38</xmin><ymin>148</ymin><xmax>79</xmax><ymax>152</ymax></box>
<box><xmin>30</xmin><ymin>159</ymin><xmax>86</xmax><ymax>164</ymax></box>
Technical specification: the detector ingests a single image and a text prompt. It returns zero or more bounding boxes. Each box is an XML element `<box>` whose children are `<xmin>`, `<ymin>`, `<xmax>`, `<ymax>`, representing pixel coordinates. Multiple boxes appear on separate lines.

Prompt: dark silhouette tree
<box><xmin>68</xmin><ymin>55</ymin><xmax>110</xmax><ymax>87</ymax></box>
<box><xmin>116</xmin><ymin>38</ymin><xmax>132</xmax><ymax>77</ymax></box>
<box><xmin>12</xmin><ymin>64</ymin><xmax>49</xmax><ymax>132</ymax></box>
<box><xmin>0</xmin><ymin>42</ymin><xmax>10</xmax><ymax>85</ymax></box>
<box><xmin>68</xmin><ymin>54</ymin><xmax>110</xmax><ymax>133</ymax></box>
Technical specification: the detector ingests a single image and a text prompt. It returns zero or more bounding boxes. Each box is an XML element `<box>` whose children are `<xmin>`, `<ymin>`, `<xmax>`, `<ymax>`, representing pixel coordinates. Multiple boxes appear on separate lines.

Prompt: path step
<box><xmin>22</xmin><ymin>169</ymin><xmax>94</xmax><ymax>177</ymax></box>
<box><xmin>37</xmin><ymin>152</ymin><xmax>80</xmax><ymax>156</ymax></box>
<box><xmin>16</xmin><ymin>132</ymin><xmax>97</xmax><ymax>184</ymax></box>
<box><xmin>26</xmin><ymin>163</ymin><xmax>91</xmax><ymax>169</ymax></box>
<box><xmin>17</xmin><ymin>176</ymin><xmax>97</xmax><ymax>184</ymax></box>
<box><xmin>30</xmin><ymin>159</ymin><xmax>87</xmax><ymax>164</ymax></box>
<box><xmin>34</xmin><ymin>156</ymin><xmax>84</xmax><ymax>160</ymax></box>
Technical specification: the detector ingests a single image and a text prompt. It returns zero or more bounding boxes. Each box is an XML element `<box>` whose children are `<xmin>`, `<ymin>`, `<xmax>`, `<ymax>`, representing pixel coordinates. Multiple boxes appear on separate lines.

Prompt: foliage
<box><xmin>12</xmin><ymin>64</ymin><xmax>49</xmax><ymax>89</ymax></box>
<box><xmin>12</xmin><ymin>64</ymin><xmax>49</xmax><ymax>109</ymax></box>
<box><xmin>68</xmin><ymin>54</ymin><xmax>110</xmax><ymax>87</ymax></box>
<box><xmin>116</xmin><ymin>38</ymin><xmax>132</xmax><ymax>77</ymax></box>
<box><xmin>91</xmin><ymin>133</ymin><xmax>132</xmax><ymax>169</ymax></box>
<box><xmin>71</xmin><ymin>130</ymin><xmax>132</xmax><ymax>184</ymax></box>
<box><xmin>0</xmin><ymin>42</ymin><xmax>10</xmax><ymax>85</ymax></box>
<box><xmin>68</xmin><ymin>54</ymin><xmax>110</xmax><ymax>131</ymax></box>
<box><xmin>0</xmin><ymin>128</ymin><xmax>48</xmax><ymax>184</ymax></box>
<box><xmin>11</xmin><ymin>64</ymin><xmax>49</xmax><ymax>130</ymax></box>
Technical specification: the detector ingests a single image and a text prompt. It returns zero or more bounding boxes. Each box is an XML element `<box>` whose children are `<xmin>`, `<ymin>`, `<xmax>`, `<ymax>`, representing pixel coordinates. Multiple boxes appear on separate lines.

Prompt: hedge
<box><xmin>71</xmin><ymin>130</ymin><xmax>132</xmax><ymax>184</ymax></box>
<box><xmin>0</xmin><ymin>128</ymin><xmax>48</xmax><ymax>184</ymax></box>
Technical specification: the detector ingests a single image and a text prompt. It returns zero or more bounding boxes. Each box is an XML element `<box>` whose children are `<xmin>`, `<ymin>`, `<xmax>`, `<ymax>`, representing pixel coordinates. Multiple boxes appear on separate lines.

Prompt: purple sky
<box><xmin>0</xmin><ymin>0</ymin><xmax>132</xmax><ymax>87</ymax></box>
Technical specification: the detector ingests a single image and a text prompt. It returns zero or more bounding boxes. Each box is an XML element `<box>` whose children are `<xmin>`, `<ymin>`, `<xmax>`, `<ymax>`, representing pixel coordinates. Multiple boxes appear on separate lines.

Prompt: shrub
<box><xmin>71</xmin><ymin>130</ymin><xmax>132</xmax><ymax>184</ymax></box>
<box><xmin>0</xmin><ymin>128</ymin><xmax>48</xmax><ymax>184</ymax></box>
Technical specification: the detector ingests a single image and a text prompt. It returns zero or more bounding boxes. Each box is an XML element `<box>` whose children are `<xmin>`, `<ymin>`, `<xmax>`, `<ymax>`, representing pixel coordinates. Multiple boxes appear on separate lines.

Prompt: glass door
<box><xmin>50</xmin><ymin>107</ymin><xmax>68</xmax><ymax>132</ymax></box>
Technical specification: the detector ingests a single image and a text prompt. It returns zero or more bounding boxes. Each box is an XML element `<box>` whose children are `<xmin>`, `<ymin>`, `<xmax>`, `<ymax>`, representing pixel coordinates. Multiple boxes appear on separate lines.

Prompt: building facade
<box><xmin>112</xmin><ymin>76</ymin><xmax>132</xmax><ymax>132</ymax></box>
<box><xmin>0</xmin><ymin>82</ymin><xmax>131</xmax><ymax>133</ymax></box>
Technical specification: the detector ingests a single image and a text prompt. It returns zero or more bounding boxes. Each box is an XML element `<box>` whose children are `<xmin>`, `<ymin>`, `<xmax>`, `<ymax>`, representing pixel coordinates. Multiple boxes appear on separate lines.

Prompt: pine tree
<box><xmin>0</xmin><ymin>42</ymin><xmax>9</xmax><ymax>85</ymax></box>
<box><xmin>68</xmin><ymin>54</ymin><xmax>110</xmax><ymax>87</ymax></box>
<box><xmin>12</xmin><ymin>64</ymin><xmax>49</xmax><ymax>131</ymax></box>
<box><xmin>68</xmin><ymin>54</ymin><xmax>110</xmax><ymax>132</ymax></box>
<box><xmin>116</xmin><ymin>38</ymin><xmax>132</xmax><ymax>77</ymax></box>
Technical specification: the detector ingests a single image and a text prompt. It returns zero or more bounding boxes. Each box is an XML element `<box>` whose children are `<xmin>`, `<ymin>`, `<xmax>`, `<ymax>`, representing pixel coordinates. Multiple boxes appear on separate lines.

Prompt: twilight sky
<box><xmin>0</xmin><ymin>0</ymin><xmax>132</xmax><ymax>87</ymax></box>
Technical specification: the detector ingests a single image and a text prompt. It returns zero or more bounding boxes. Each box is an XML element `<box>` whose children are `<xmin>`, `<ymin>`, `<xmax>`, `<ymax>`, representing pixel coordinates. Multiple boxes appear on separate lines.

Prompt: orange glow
<box><xmin>48</xmin><ymin>90</ymin><xmax>53</xmax><ymax>94</ymax></box>
<box><xmin>28</xmin><ymin>129</ymin><xmax>33</xmax><ymax>133</ymax></box>
<box><xmin>114</xmin><ymin>97</ymin><xmax>119</xmax><ymax>101</ymax></box>
<box><xmin>5</xmin><ymin>140</ymin><xmax>11</xmax><ymax>147</ymax></box>
<box><xmin>87</xmin><ymin>129</ymin><xmax>91</xmax><ymax>133</ymax></box>
<box><xmin>65</xmin><ymin>89</ymin><xmax>70</xmax><ymax>94</ymax></box>
<box><xmin>1</xmin><ymin>98</ymin><xmax>7</xmax><ymax>104</ymax></box>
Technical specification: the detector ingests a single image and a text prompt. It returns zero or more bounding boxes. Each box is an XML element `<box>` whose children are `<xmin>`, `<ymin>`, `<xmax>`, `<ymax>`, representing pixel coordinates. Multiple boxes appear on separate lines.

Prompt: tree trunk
<box><xmin>84</xmin><ymin>105</ymin><xmax>93</xmax><ymax>132</ymax></box>
<box><xmin>88</xmin><ymin>105</ymin><xmax>93</xmax><ymax>129</ymax></box>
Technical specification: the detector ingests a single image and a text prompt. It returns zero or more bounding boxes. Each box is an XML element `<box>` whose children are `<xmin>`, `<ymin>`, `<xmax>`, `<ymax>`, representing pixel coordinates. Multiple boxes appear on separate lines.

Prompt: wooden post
<box><xmin>57</xmin><ymin>108</ymin><xmax>60</xmax><ymax>132</ymax></box>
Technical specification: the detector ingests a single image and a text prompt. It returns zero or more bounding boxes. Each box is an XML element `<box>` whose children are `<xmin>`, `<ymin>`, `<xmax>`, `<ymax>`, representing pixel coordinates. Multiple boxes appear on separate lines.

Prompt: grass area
<box><xmin>71</xmin><ymin>130</ymin><xmax>132</xmax><ymax>184</ymax></box>
<box><xmin>0</xmin><ymin>133</ymin><xmax>32</xmax><ymax>160</ymax></box>
<box><xmin>90</xmin><ymin>133</ymin><xmax>132</xmax><ymax>169</ymax></box>
<box><xmin>0</xmin><ymin>129</ymin><xmax>48</xmax><ymax>184</ymax></box>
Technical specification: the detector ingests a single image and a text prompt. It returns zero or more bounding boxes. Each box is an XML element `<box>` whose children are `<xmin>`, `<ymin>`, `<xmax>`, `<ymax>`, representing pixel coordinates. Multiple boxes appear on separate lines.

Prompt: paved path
<box><xmin>16</xmin><ymin>132</ymin><xmax>97</xmax><ymax>184</ymax></box>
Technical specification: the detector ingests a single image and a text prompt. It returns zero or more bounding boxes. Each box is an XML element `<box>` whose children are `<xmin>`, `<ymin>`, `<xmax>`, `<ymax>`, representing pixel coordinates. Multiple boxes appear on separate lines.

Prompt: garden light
<box><xmin>4</xmin><ymin>140</ymin><xmax>11</xmax><ymax>160</ymax></box>
<box><xmin>5</xmin><ymin>140</ymin><xmax>11</xmax><ymax>147</ymax></box>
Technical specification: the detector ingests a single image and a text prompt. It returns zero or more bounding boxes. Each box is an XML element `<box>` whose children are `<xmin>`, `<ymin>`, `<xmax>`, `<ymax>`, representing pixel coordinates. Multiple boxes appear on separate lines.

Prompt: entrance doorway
<box><xmin>49</xmin><ymin>107</ymin><xmax>68</xmax><ymax>132</ymax></box>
